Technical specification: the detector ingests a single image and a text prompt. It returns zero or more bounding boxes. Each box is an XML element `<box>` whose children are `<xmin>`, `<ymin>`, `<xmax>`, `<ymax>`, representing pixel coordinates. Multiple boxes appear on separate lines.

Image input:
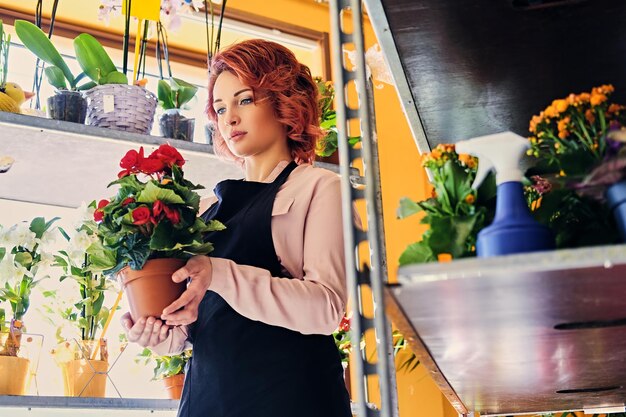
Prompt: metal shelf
<box><xmin>0</xmin><ymin>395</ymin><xmax>179</xmax><ymax>410</ymax></box>
<box><xmin>387</xmin><ymin>244</ymin><xmax>626</xmax><ymax>416</ymax></box>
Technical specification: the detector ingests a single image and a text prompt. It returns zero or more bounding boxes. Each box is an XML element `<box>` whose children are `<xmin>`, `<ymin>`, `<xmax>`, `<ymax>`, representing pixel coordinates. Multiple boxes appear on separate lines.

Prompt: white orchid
<box><xmin>0</xmin><ymin>217</ymin><xmax>60</xmax><ymax>323</ymax></box>
<box><xmin>345</xmin><ymin>44</ymin><xmax>394</xmax><ymax>89</ymax></box>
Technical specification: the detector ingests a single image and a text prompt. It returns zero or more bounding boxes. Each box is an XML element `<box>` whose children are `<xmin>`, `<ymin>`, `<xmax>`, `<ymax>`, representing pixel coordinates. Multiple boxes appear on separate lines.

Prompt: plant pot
<box><xmin>162</xmin><ymin>373</ymin><xmax>185</xmax><ymax>399</ymax></box>
<box><xmin>60</xmin><ymin>359</ymin><xmax>108</xmax><ymax>397</ymax></box>
<box><xmin>159</xmin><ymin>110</ymin><xmax>195</xmax><ymax>141</ymax></box>
<box><xmin>0</xmin><ymin>356</ymin><xmax>30</xmax><ymax>395</ymax></box>
<box><xmin>606</xmin><ymin>179</ymin><xmax>626</xmax><ymax>242</ymax></box>
<box><xmin>83</xmin><ymin>84</ymin><xmax>158</xmax><ymax>135</ymax></box>
<box><xmin>47</xmin><ymin>90</ymin><xmax>87</xmax><ymax>123</ymax></box>
<box><xmin>118</xmin><ymin>258</ymin><xmax>187</xmax><ymax>321</ymax></box>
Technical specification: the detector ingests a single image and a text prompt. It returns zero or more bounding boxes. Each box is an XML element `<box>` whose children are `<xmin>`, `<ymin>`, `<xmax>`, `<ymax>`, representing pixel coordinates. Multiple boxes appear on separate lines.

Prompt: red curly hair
<box><xmin>207</xmin><ymin>39</ymin><xmax>322</xmax><ymax>165</ymax></box>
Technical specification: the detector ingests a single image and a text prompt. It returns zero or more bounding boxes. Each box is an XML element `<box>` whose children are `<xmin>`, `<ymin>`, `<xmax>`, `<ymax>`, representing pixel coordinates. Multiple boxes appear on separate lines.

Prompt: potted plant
<box><xmin>71</xmin><ymin>33</ymin><xmax>159</xmax><ymax>135</ymax></box>
<box><xmin>86</xmin><ymin>143</ymin><xmax>224</xmax><ymax>321</ymax></box>
<box><xmin>397</xmin><ymin>144</ymin><xmax>497</xmax><ymax>265</ymax></box>
<box><xmin>0</xmin><ymin>217</ymin><xmax>58</xmax><ymax>395</ymax></box>
<box><xmin>526</xmin><ymin>84</ymin><xmax>626</xmax><ymax>245</ymax></box>
<box><xmin>41</xmin><ymin>209</ymin><xmax>115</xmax><ymax>397</ymax></box>
<box><xmin>157</xmin><ymin>77</ymin><xmax>198</xmax><ymax>141</ymax></box>
<box><xmin>136</xmin><ymin>348</ymin><xmax>192</xmax><ymax>399</ymax></box>
<box><xmin>14</xmin><ymin>20</ymin><xmax>95</xmax><ymax>123</ymax></box>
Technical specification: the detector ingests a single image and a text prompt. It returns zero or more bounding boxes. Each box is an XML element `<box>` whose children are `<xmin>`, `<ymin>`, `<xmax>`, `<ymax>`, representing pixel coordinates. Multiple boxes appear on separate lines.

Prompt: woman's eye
<box><xmin>240</xmin><ymin>97</ymin><xmax>253</xmax><ymax>105</ymax></box>
<box><xmin>215</xmin><ymin>107</ymin><xmax>226</xmax><ymax>115</ymax></box>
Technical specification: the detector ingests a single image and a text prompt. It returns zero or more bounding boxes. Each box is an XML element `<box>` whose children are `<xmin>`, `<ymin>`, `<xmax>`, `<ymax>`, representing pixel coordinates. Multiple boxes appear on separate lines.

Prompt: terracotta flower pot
<box><xmin>60</xmin><ymin>359</ymin><xmax>108</xmax><ymax>397</ymax></box>
<box><xmin>162</xmin><ymin>373</ymin><xmax>185</xmax><ymax>399</ymax></box>
<box><xmin>118</xmin><ymin>258</ymin><xmax>187</xmax><ymax>321</ymax></box>
<box><xmin>0</xmin><ymin>356</ymin><xmax>30</xmax><ymax>395</ymax></box>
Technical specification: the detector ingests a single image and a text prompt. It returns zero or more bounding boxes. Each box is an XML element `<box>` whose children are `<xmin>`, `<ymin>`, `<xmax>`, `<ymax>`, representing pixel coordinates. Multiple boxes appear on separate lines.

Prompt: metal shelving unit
<box><xmin>330</xmin><ymin>1</ymin><xmax>399</xmax><ymax>416</ymax></box>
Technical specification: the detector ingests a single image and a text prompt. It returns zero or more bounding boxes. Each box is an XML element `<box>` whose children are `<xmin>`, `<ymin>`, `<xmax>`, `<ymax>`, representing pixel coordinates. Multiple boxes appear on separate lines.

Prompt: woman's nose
<box><xmin>225</xmin><ymin>110</ymin><xmax>240</xmax><ymax>126</ymax></box>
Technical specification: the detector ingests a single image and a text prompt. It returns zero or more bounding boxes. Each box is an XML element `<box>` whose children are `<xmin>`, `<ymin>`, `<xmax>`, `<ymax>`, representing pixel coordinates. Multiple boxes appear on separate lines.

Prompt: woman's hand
<box><xmin>121</xmin><ymin>312</ymin><xmax>171</xmax><ymax>347</ymax></box>
<box><xmin>161</xmin><ymin>255</ymin><xmax>213</xmax><ymax>326</ymax></box>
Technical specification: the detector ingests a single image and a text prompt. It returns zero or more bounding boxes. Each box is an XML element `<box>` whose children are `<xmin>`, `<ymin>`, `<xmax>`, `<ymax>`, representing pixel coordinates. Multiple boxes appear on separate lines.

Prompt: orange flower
<box><xmin>431</xmin><ymin>188</ymin><xmax>437</xmax><ymax>198</ymax></box>
<box><xmin>578</xmin><ymin>92</ymin><xmax>591</xmax><ymax>103</ymax></box>
<box><xmin>431</xmin><ymin>149</ymin><xmax>442</xmax><ymax>159</ymax></box>
<box><xmin>529</xmin><ymin>115</ymin><xmax>543</xmax><ymax>133</ymax></box>
<box><xmin>464</xmin><ymin>194</ymin><xmax>475</xmax><ymax>204</ymax></box>
<box><xmin>558</xmin><ymin>131</ymin><xmax>569</xmax><ymax>139</ymax></box>
<box><xmin>590</xmin><ymin>93</ymin><xmax>607</xmax><ymax>106</ymax></box>
<box><xmin>458</xmin><ymin>153</ymin><xmax>477</xmax><ymax>169</ymax></box>
<box><xmin>608</xmin><ymin>103</ymin><xmax>624</xmax><ymax>115</ymax></box>
<box><xmin>544</xmin><ymin>105</ymin><xmax>558</xmax><ymax>118</ymax></box>
<box><xmin>553</xmin><ymin>99</ymin><xmax>568</xmax><ymax>113</ymax></box>
<box><xmin>585</xmin><ymin>109</ymin><xmax>595</xmax><ymax>124</ymax></box>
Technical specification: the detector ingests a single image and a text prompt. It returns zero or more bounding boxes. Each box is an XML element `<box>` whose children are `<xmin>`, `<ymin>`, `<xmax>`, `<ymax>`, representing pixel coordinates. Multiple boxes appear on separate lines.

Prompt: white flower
<box><xmin>75</xmin><ymin>202</ymin><xmax>96</xmax><ymax>227</ymax></box>
<box><xmin>0</xmin><ymin>257</ymin><xmax>28</xmax><ymax>285</ymax></box>
<box><xmin>8</xmin><ymin>223</ymin><xmax>37</xmax><ymax>251</ymax></box>
<box><xmin>39</xmin><ymin>252</ymin><xmax>56</xmax><ymax>268</ymax></box>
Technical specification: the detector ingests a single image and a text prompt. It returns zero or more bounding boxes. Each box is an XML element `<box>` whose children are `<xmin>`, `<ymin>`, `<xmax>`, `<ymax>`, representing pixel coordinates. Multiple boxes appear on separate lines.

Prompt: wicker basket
<box><xmin>83</xmin><ymin>84</ymin><xmax>158</xmax><ymax>135</ymax></box>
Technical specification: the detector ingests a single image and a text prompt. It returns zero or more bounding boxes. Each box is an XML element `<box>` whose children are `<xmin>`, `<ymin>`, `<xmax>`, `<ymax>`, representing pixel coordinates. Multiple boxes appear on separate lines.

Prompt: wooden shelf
<box><xmin>387</xmin><ymin>244</ymin><xmax>626</xmax><ymax>416</ymax></box>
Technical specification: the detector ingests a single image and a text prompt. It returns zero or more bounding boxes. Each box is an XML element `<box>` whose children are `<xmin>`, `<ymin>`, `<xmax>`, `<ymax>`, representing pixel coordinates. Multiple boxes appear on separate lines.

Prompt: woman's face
<box><xmin>212</xmin><ymin>71</ymin><xmax>287</xmax><ymax>159</ymax></box>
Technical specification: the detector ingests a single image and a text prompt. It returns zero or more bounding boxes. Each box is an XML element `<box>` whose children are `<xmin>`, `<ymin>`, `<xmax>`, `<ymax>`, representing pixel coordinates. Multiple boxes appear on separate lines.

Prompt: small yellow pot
<box><xmin>0</xmin><ymin>356</ymin><xmax>30</xmax><ymax>395</ymax></box>
<box><xmin>60</xmin><ymin>359</ymin><xmax>108</xmax><ymax>397</ymax></box>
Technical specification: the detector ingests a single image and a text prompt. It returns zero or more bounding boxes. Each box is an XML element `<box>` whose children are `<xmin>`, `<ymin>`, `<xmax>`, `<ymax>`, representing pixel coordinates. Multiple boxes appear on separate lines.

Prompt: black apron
<box><xmin>178</xmin><ymin>161</ymin><xmax>351</xmax><ymax>417</ymax></box>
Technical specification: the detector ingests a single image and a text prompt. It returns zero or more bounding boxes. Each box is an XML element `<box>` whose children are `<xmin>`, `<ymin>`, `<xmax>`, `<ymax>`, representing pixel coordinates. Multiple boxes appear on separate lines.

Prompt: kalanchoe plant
<box><xmin>0</xmin><ymin>217</ymin><xmax>59</xmax><ymax>355</ymax></box>
<box><xmin>525</xmin><ymin>84</ymin><xmax>626</xmax><ymax>247</ymax></box>
<box><xmin>86</xmin><ymin>143</ymin><xmax>224</xmax><ymax>275</ymax></box>
<box><xmin>397</xmin><ymin>144</ymin><xmax>496</xmax><ymax>265</ymax></box>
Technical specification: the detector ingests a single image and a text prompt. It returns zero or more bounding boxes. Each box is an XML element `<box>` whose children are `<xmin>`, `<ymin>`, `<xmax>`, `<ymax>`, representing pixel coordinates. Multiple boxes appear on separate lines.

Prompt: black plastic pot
<box><xmin>159</xmin><ymin>111</ymin><xmax>195</xmax><ymax>141</ymax></box>
<box><xmin>47</xmin><ymin>90</ymin><xmax>87</xmax><ymax>124</ymax></box>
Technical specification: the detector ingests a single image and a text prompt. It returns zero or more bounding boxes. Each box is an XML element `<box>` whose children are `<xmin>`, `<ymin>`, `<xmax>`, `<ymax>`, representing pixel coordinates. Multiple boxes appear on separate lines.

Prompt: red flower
<box><xmin>122</xmin><ymin>197</ymin><xmax>135</xmax><ymax>207</ymax></box>
<box><xmin>131</xmin><ymin>206</ymin><xmax>152</xmax><ymax>225</ymax></box>
<box><xmin>139</xmin><ymin>156</ymin><xmax>166</xmax><ymax>175</ymax></box>
<box><xmin>152</xmin><ymin>200</ymin><xmax>164</xmax><ymax>217</ymax></box>
<box><xmin>93</xmin><ymin>199</ymin><xmax>109</xmax><ymax>222</ymax></box>
<box><xmin>163</xmin><ymin>205</ymin><xmax>181</xmax><ymax>225</ymax></box>
<box><xmin>150</xmin><ymin>144</ymin><xmax>185</xmax><ymax>169</ymax></box>
<box><xmin>339</xmin><ymin>315</ymin><xmax>351</xmax><ymax>332</ymax></box>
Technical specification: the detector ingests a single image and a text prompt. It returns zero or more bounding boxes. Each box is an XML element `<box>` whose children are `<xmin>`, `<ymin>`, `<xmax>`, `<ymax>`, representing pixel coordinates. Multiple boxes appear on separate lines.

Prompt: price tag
<box><xmin>103</xmin><ymin>95</ymin><xmax>115</xmax><ymax>113</ymax></box>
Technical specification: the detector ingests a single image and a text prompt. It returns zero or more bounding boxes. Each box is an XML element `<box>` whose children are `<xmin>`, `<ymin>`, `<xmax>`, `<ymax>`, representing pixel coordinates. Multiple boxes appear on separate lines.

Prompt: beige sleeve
<box><xmin>149</xmin><ymin>325</ymin><xmax>190</xmax><ymax>356</ymax></box>
<box><xmin>208</xmin><ymin>176</ymin><xmax>347</xmax><ymax>335</ymax></box>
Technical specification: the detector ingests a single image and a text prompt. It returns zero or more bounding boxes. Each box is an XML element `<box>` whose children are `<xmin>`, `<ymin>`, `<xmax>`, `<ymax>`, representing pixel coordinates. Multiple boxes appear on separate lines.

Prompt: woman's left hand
<box><xmin>161</xmin><ymin>255</ymin><xmax>213</xmax><ymax>326</ymax></box>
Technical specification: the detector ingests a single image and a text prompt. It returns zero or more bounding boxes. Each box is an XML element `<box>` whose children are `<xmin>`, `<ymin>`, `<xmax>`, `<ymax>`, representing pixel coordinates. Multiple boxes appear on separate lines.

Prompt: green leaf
<box><xmin>14</xmin><ymin>251</ymin><xmax>33</xmax><ymax>268</ymax></box>
<box><xmin>15</xmin><ymin>20</ymin><xmax>75</xmax><ymax>87</ymax></box>
<box><xmin>77</xmin><ymin>81</ymin><xmax>97</xmax><ymax>91</ymax></box>
<box><xmin>0</xmin><ymin>247</ymin><xmax>5</xmax><ymax>262</ymax></box>
<box><xmin>85</xmin><ymin>240</ymin><xmax>116</xmax><ymax>272</ymax></box>
<box><xmin>397</xmin><ymin>197</ymin><xmax>422</xmax><ymax>219</ymax></box>
<box><xmin>428</xmin><ymin>215</ymin><xmax>478</xmax><ymax>259</ymax></box>
<box><xmin>398</xmin><ymin>241</ymin><xmax>435</xmax><ymax>266</ymax></box>
<box><xmin>73</xmin><ymin>33</ymin><xmax>118</xmax><ymax>84</ymax></box>
<box><xmin>103</xmin><ymin>71</ymin><xmax>128</xmax><ymax>85</ymax></box>
<box><xmin>171</xmin><ymin>77</ymin><xmax>198</xmax><ymax>108</ymax></box>
<box><xmin>137</xmin><ymin>181</ymin><xmax>185</xmax><ymax>204</ymax></box>
<box><xmin>44</xmin><ymin>66</ymin><xmax>68</xmax><ymax>90</ymax></box>
<box><xmin>157</xmin><ymin>79</ymin><xmax>174</xmax><ymax>110</ymax></box>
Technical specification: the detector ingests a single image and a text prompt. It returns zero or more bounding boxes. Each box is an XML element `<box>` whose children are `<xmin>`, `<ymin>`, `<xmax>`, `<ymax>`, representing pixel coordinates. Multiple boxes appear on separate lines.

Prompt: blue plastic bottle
<box><xmin>456</xmin><ymin>132</ymin><xmax>555</xmax><ymax>257</ymax></box>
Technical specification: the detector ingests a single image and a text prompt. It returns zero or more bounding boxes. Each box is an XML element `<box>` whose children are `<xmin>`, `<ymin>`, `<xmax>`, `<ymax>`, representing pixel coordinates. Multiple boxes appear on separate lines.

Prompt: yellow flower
<box><xmin>431</xmin><ymin>149</ymin><xmax>442</xmax><ymax>160</ymax></box>
<box><xmin>464</xmin><ymin>194</ymin><xmax>475</xmax><ymax>204</ymax></box>
<box><xmin>161</xmin><ymin>178</ymin><xmax>173</xmax><ymax>185</ymax></box>
<box><xmin>559</xmin><ymin>170</ymin><xmax>566</xmax><ymax>177</ymax></box>
<box><xmin>554</xmin><ymin>142</ymin><xmax>560</xmax><ymax>149</ymax></box>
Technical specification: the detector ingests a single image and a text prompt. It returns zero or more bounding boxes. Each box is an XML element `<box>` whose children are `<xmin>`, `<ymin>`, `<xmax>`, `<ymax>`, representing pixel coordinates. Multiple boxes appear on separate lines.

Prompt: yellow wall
<box><xmin>1</xmin><ymin>1</ymin><xmax>447</xmax><ymax>416</ymax></box>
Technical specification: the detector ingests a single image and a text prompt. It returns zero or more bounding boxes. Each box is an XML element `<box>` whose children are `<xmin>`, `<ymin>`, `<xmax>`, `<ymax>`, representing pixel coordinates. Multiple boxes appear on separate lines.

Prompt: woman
<box><xmin>121</xmin><ymin>39</ymin><xmax>352</xmax><ymax>417</ymax></box>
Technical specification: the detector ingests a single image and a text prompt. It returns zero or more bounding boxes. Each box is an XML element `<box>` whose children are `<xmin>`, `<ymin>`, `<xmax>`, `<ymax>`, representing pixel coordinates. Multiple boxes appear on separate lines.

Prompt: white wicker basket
<box><xmin>84</xmin><ymin>84</ymin><xmax>158</xmax><ymax>135</ymax></box>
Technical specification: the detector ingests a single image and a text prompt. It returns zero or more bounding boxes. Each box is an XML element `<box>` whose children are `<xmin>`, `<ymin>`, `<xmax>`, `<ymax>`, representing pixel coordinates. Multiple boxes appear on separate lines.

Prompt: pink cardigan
<box><xmin>152</xmin><ymin>160</ymin><xmax>348</xmax><ymax>355</ymax></box>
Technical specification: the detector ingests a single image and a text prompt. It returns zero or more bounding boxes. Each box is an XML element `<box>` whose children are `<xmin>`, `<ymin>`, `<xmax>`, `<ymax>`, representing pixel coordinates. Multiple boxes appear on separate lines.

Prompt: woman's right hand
<box><xmin>121</xmin><ymin>312</ymin><xmax>171</xmax><ymax>348</ymax></box>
